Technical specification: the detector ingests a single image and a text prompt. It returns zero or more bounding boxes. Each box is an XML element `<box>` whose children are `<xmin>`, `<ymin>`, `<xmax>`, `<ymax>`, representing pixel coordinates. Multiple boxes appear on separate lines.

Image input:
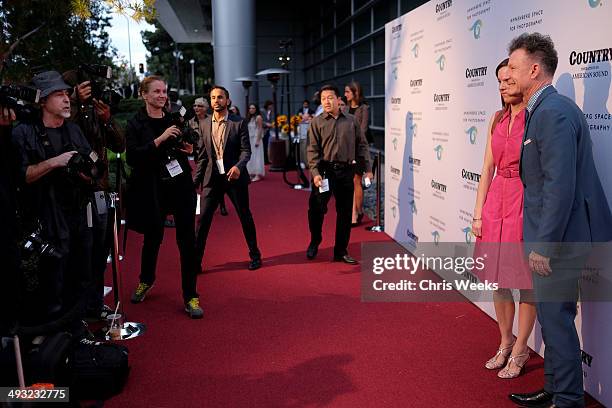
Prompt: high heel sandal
<box><xmin>485</xmin><ymin>342</ymin><xmax>515</xmax><ymax>370</ymax></box>
<box><xmin>497</xmin><ymin>352</ymin><xmax>530</xmax><ymax>379</ymax></box>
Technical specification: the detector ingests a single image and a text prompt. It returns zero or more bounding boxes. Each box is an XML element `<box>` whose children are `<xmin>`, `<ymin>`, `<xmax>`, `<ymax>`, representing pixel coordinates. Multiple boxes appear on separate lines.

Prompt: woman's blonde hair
<box><xmin>140</xmin><ymin>75</ymin><xmax>165</xmax><ymax>96</ymax></box>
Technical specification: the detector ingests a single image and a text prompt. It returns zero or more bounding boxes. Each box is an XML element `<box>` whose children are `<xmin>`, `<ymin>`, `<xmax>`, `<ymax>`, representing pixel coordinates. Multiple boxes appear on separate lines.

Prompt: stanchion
<box><xmin>367</xmin><ymin>150</ymin><xmax>383</xmax><ymax>233</ymax></box>
<box><xmin>282</xmin><ymin>130</ymin><xmax>310</xmax><ymax>190</ymax></box>
<box><xmin>104</xmin><ymin>193</ymin><xmax>146</xmax><ymax>340</ymax></box>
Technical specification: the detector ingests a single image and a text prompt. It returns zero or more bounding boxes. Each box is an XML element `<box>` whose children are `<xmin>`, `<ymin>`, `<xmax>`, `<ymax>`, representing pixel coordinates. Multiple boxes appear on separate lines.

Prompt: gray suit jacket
<box><xmin>520</xmin><ymin>86</ymin><xmax>612</xmax><ymax>258</ymax></box>
<box><xmin>194</xmin><ymin>115</ymin><xmax>251</xmax><ymax>191</ymax></box>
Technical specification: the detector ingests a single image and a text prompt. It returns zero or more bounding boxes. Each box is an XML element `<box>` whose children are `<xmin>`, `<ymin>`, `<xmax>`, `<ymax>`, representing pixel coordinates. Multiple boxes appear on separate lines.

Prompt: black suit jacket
<box><xmin>194</xmin><ymin>114</ymin><xmax>252</xmax><ymax>192</ymax></box>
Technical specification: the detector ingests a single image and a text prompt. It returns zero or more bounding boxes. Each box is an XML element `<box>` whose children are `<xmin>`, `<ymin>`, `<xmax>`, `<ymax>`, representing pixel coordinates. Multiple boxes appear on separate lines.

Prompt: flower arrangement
<box><xmin>276</xmin><ymin>114</ymin><xmax>303</xmax><ymax>136</ymax></box>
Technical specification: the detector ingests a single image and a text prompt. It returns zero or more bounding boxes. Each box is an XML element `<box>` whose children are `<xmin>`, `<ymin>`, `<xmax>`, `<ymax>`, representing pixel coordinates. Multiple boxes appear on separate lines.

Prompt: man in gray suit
<box><xmin>507</xmin><ymin>33</ymin><xmax>612</xmax><ymax>408</ymax></box>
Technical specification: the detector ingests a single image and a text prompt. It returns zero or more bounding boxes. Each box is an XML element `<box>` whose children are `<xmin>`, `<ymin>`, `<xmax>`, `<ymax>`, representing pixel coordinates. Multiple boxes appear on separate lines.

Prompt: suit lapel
<box><xmin>221</xmin><ymin>117</ymin><xmax>231</xmax><ymax>155</ymax></box>
<box><xmin>519</xmin><ymin>86</ymin><xmax>557</xmax><ymax>178</ymax></box>
<box><xmin>202</xmin><ymin>116</ymin><xmax>213</xmax><ymax>160</ymax></box>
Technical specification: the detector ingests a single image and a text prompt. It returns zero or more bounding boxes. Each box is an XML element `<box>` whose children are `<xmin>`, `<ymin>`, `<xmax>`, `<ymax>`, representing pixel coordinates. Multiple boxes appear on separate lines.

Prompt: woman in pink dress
<box><xmin>472</xmin><ymin>59</ymin><xmax>536</xmax><ymax>379</ymax></box>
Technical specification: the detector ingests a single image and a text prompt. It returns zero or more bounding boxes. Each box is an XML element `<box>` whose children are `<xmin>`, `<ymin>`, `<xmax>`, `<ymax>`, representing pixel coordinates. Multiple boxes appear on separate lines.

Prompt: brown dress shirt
<box><xmin>306</xmin><ymin>111</ymin><xmax>371</xmax><ymax>178</ymax></box>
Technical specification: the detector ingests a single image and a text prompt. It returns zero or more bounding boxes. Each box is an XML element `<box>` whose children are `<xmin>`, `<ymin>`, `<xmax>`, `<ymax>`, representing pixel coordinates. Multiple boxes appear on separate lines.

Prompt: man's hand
<box><xmin>313</xmin><ymin>175</ymin><xmax>323</xmax><ymax>188</ymax></box>
<box><xmin>93</xmin><ymin>99</ymin><xmax>111</xmax><ymax>123</ymax></box>
<box><xmin>77</xmin><ymin>81</ymin><xmax>92</xmax><ymax>103</ymax></box>
<box><xmin>364</xmin><ymin>172</ymin><xmax>374</xmax><ymax>181</ymax></box>
<box><xmin>227</xmin><ymin>166</ymin><xmax>241</xmax><ymax>180</ymax></box>
<box><xmin>529</xmin><ymin>251</ymin><xmax>552</xmax><ymax>276</ymax></box>
<box><xmin>51</xmin><ymin>151</ymin><xmax>78</xmax><ymax>168</ymax></box>
<box><xmin>0</xmin><ymin>107</ymin><xmax>16</xmax><ymax>126</ymax></box>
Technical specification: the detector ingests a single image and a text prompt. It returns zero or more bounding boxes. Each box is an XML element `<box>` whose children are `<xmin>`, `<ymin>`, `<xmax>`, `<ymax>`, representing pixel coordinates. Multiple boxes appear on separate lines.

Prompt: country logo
<box><xmin>462</xmin><ymin>227</ymin><xmax>473</xmax><ymax>244</ymax></box>
<box><xmin>411</xmin><ymin>43</ymin><xmax>420</xmax><ymax>58</ymax></box>
<box><xmin>392</xmin><ymin>205</ymin><xmax>397</xmax><ymax>218</ymax></box>
<box><xmin>410</xmin><ymin>200</ymin><xmax>417</xmax><ymax>214</ymax></box>
<box><xmin>589</xmin><ymin>0</ymin><xmax>602</xmax><ymax>7</ymax></box>
<box><xmin>465</xmin><ymin>126</ymin><xmax>477</xmax><ymax>144</ymax></box>
<box><xmin>432</xmin><ymin>230</ymin><xmax>440</xmax><ymax>245</ymax></box>
<box><xmin>392</xmin><ymin>137</ymin><xmax>398</xmax><ymax>150</ymax></box>
<box><xmin>436</xmin><ymin>54</ymin><xmax>446</xmax><ymax>71</ymax></box>
<box><xmin>434</xmin><ymin>144</ymin><xmax>444</xmax><ymax>160</ymax></box>
<box><xmin>392</xmin><ymin>66</ymin><xmax>399</xmax><ymax>80</ymax></box>
<box><xmin>468</xmin><ymin>19</ymin><xmax>483</xmax><ymax>39</ymax></box>
<box><xmin>408</xmin><ymin>122</ymin><xmax>418</xmax><ymax>138</ymax></box>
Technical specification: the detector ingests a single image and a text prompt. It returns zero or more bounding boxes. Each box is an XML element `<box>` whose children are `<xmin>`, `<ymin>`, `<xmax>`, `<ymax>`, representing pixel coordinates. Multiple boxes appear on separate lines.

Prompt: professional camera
<box><xmin>65</xmin><ymin>147</ymin><xmax>105</xmax><ymax>182</ymax></box>
<box><xmin>0</xmin><ymin>84</ymin><xmax>41</xmax><ymax>122</ymax></box>
<box><xmin>168</xmin><ymin>106</ymin><xmax>198</xmax><ymax>146</ymax></box>
<box><xmin>77</xmin><ymin>64</ymin><xmax>123</xmax><ymax>108</ymax></box>
<box><xmin>22</xmin><ymin>227</ymin><xmax>62</xmax><ymax>260</ymax></box>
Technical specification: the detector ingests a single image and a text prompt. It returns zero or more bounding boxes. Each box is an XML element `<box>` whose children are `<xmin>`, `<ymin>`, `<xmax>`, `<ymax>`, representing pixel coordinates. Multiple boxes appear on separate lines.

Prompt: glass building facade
<box><xmin>301</xmin><ymin>0</ymin><xmax>427</xmax><ymax>145</ymax></box>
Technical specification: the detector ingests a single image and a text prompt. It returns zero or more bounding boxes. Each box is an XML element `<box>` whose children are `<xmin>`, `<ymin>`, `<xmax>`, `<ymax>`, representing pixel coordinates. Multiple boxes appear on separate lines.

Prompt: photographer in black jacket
<box><xmin>125</xmin><ymin>75</ymin><xmax>202</xmax><ymax>319</ymax></box>
<box><xmin>12</xmin><ymin>71</ymin><xmax>95</xmax><ymax>324</ymax></box>
<box><xmin>64</xmin><ymin>70</ymin><xmax>126</xmax><ymax>320</ymax></box>
<box><xmin>0</xmin><ymin>106</ymin><xmax>19</xmax><ymax>333</ymax></box>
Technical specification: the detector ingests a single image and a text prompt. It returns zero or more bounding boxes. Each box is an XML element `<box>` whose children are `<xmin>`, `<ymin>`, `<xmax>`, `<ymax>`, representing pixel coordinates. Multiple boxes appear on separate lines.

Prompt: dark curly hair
<box><xmin>508</xmin><ymin>32</ymin><xmax>558</xmax><ymax>77</ymax></box>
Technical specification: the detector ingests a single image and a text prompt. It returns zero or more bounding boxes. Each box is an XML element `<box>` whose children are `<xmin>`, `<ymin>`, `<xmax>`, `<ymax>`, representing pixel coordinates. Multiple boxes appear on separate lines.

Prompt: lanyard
<box><xmin>212</xmin><ymin>119</ymin><xmax>226</xmax><ymax>157</ymax></box>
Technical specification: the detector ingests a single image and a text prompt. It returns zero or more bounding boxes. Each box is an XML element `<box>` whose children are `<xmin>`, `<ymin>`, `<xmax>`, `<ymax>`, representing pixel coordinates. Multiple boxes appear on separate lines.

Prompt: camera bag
<box><xmin>66</xmin><ymin>338</ymin><xmax>129</xmax><ymax>400</ymax></box>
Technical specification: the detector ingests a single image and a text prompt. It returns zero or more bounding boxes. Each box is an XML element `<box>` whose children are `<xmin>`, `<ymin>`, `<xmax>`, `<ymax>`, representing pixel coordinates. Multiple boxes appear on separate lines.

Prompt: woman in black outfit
<box><xmin>125</xmin><ymin>75</ymin><xmax>202</xmax><ymax>319</ymax></box>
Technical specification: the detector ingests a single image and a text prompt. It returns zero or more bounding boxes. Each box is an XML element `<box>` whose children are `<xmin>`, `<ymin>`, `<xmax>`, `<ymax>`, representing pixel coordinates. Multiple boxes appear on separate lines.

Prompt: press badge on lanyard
<box><xmin>216</xmin><ymin>159</ymin><xmax>225</xmax><ymax>174</ymax></box>
<box><xmin>166</xmin><ymin>159</ymin><xmax>183</xmax><ymax>177</ymax></box>
<box><xmin>94</xmin><ymin>191</ymin><xmax>107</xmax><ymax>215</ymax></box>
<box><xmin>319</xmin><ymin>178</ymin><xmax>330</xmax><ymax>193</ymax></box>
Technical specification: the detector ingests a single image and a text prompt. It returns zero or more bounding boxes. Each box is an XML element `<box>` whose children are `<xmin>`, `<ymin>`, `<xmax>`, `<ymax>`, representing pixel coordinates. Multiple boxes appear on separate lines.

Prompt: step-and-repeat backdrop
<box><xmin>384</xmin><ymin>0</ymin><xmax>611</xmax><ymax>405</ymax></box>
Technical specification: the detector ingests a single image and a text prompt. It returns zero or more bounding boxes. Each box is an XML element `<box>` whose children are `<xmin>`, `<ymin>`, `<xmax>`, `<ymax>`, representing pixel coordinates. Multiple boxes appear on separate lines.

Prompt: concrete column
<box><xmin>212</xmin><ymin>0</ymin><xmax>257</xmax><ymax>115</ymax></box>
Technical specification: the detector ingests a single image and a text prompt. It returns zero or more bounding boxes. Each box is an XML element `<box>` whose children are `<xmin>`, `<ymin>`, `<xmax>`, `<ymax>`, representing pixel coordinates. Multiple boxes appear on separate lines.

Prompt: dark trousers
<box><xmin>308</xmin><ymin>166</ymin><xmax>354</xmax><ymax>257</ymax></box>
<box><xmin>195</xmin><ymin>176</ymin><xmax>260</xmax><ymax>264</ymax></box>
<box><xmin>88</xmin><ymin>194</ymin><xmax>113</xmax><ymax>313</ymax></box>
<box><xmin>533</xmin><ymin>255</ymin><xmax>586</xmax><ymax>408</ymax></box>
<box><xmin>140</xmin><ymin>180</ymin><xmax>198</xmax><ymax>302</ymax></box>
<box><xmin>38</xmin><ymin>210</ymin><xmax>93</xmax><ymax>321</ymax></box>
<box><xmin>263</xmin><ymin>130</ymin><xmax>270</xmax><ymax>164</ymax></box>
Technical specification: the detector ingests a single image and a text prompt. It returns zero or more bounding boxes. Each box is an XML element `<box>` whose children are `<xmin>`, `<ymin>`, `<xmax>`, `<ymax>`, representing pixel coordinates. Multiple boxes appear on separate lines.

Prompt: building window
<box><xmin>336</xmin><ymin>25</ymin><xmax>351</xmax><ymax>50</ymax></box>
<box><xmin>374</xmin><ymin>0</ymin><xmax>398</xmax><ymax>30</ymax></box>
<box><xmin>373</xmin><ymin>65</ymin><xmax>384</xmax><ymax>96</ymax></box>
<box><xmin>373</xmin><ymin>33</ymin><xmax>385</xmax><ymax>63</ymax></box>
<box><xmin>354</xmin><ymin>40</ymin><xmax>371</xmax><ymax>69</ymax></box>
<box><xmin>336</xmin><ymin>50</ymin><xmax>352</xmax><ymax>75</ymax></box>
<box><xmin>353</xmin><ymin>10</ymin><xmax>371</xmax><ymax>40</ymax></box>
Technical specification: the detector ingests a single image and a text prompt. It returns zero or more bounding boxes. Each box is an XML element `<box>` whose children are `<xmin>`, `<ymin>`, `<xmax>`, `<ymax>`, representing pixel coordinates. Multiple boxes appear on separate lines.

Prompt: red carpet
<box><xmin>105</xmin><ymin>169</ymin><xmax>600</xmax><ymax>408</ymax></box>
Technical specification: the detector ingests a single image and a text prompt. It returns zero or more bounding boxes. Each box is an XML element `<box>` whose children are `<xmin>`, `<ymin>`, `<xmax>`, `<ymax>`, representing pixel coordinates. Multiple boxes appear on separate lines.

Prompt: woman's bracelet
<box><xmin>472</xmin><ymin>217</ymin><xmax>482</xmax><ymax>222</ymax></box>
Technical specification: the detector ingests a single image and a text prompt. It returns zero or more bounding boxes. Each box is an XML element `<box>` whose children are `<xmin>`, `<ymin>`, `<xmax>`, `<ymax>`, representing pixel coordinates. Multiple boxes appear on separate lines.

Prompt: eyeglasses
<box><xmin>193</xmin><ymin>104</ymin><xmax>205</xmax><ymax>108</ymax></box>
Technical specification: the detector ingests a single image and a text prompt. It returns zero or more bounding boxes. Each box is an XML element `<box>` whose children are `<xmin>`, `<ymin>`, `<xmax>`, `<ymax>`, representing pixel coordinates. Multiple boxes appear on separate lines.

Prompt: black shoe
<box><xmin>333</xmin><ymin>254</ymin><xmax>359</xmax><ymax>265</ymax></box>
<box><xmin>220</xmin><ymin>206</ymin><xmax>228</xmax><ymax>216</ymax></box>
<box><xmin>248</xmin><ymin>258</ymin><xmax>262</xmax><ymax>270</ymax></box>
<box><xmin>509</xmin><ymin>389</ymin><xmax>552</xmax><ymax>407</ymax></box>
<box><xmin>306</xmin><ymin>242</ymin><xmax>319</xmax><ymax>260</ymax></box>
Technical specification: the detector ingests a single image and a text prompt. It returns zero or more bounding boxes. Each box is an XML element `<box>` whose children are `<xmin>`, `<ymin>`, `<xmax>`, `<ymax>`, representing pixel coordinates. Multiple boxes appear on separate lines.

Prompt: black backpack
<box><xmin>66</xmin><ymin>338</ymin><xmax>130</xmax><ymax>400</ymax></box>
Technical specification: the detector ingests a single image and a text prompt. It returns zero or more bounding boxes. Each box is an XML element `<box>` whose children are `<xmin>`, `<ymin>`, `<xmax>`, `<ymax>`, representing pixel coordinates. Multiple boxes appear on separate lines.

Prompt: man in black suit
<box><xmin>297</xmin><ymin>99</ymin><xmax>315</xmax><ymax>116</ymax></box>
<box><xmin>194</xmin><ymin>85</ymin><xmax>262</xmax><ymax>271</ymax></box>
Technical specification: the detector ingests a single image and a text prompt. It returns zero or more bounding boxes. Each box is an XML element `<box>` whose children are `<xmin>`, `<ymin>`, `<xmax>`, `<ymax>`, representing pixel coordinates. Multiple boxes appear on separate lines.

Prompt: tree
<box><xmin>141</xmin><ymin>20</ymin><xmax>214</xmax><ymax>94</ymax></box>
<box><xmin>0</xmin><ymin>0</ymin><xmax>117</xmax><ymax>83</ymax></box>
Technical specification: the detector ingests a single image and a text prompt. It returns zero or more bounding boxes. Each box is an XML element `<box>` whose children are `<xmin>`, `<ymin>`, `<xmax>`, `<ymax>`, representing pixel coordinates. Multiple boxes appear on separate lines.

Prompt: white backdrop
<box><xmin>384</xmin><ymin>0</ymin><xmax>612</xmax><ymax>405</ymax></box>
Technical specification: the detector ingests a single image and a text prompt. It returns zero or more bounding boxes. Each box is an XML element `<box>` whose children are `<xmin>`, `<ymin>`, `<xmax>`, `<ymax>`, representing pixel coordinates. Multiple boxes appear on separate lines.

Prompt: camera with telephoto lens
<box><xmin>168</xmin><ymin>106</ymin><xmax>199</xmax><ymax>146</ymax></box>
<box><xmin>77</xmin><ymin>64</ymin><xmax>123</xmax><ymax>108</ymax></box>
<box><xmin>0</xmin><ymin>84</ymin><xmax>41</xmax><ymax>122</ymax></box>
<box><xmin>65</xmin><ymin>146</ymin><xmax>105</xmax><ymax>182</ymax></box>
<box><xmin>19</xmin><ymin>224</ymin><xmax>63</xmax><ymax>283</ymax></box>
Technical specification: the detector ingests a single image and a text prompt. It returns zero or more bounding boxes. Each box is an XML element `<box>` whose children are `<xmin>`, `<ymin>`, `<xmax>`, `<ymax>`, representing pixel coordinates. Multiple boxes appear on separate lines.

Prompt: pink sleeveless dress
<box><xmin>474</xmin><ymin>109</ymin><xmax>532</xmax><ymax>289</ymax></box>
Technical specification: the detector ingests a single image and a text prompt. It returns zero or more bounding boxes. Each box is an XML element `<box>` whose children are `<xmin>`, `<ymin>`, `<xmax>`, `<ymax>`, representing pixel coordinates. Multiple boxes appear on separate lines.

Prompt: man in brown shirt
<box><xmin>306</xmin><ymin>84</ymin><xmax>373</xmax><ymax>264</ymax></box>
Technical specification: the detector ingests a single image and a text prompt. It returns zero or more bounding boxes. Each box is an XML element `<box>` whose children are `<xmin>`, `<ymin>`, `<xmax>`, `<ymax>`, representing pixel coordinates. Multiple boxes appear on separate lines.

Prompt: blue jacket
<box><xmin>520</xmin><ymin>86</ymin><xmax>612</xmax><ymax>258</ymax></box>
